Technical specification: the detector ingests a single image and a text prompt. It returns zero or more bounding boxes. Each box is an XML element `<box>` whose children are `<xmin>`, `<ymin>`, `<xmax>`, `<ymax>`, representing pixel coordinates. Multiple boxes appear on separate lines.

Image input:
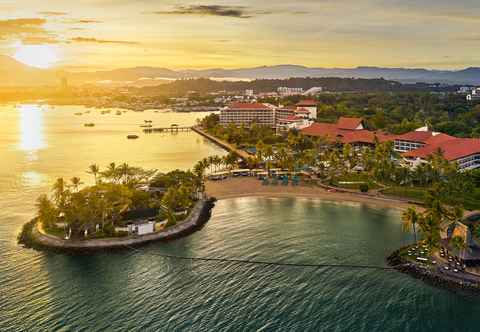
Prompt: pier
<box><xmin>191</xmin><ymin>126</ymin><xmax>251</xmax><ymax>160</ymax></box>
<box><xmin>142</xmin><ymin>125</ymin><xmax>251</xmax><ymax>160</ymax></box>
<box><xmin>143</xmin><ymin>126</ymin><xmax>192</xmax><ymax>133</ymax></box>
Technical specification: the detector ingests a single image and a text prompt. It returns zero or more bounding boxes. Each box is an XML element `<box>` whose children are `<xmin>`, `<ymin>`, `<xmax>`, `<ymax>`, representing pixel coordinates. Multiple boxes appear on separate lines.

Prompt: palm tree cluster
<box><xmin>192</xmin><ymin>152</ymin><xmax>239</xmax><ymax>177</ymax></box>
<box><xmin>36</xmin><ymin>163</ymin><xmax>203</xmax><ymax>239</ymax></box>
<box><xmin>402</xmin><ymin>186</ymin><xmax>465</xmax><ymax>251</ymax></box>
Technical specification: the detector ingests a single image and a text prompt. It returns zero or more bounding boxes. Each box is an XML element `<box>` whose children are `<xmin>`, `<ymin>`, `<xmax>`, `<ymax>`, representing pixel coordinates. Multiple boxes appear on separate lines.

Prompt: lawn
<box><xmin>382</xmin><ymin>186</ymin><xmax>428</xmax><ymax>202</ymax></box>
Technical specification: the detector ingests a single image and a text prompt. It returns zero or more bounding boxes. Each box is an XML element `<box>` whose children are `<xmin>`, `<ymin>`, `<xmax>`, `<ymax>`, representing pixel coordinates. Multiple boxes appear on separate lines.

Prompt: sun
<box><xmin>14</xmin><ymin>44</ymin><xmax>59</xmax><ymax>69</ymax></box>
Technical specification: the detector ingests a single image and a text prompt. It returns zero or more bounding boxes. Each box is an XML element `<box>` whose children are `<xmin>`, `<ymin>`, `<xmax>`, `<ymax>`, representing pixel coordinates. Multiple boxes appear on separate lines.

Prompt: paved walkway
<box><xmin>192</xmin><ymin>127</ymin><xmax>251</xmax><ymax>160</ymax></box>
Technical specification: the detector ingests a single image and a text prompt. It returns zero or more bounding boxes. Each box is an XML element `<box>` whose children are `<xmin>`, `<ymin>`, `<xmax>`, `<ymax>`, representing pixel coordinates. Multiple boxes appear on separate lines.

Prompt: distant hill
<box><xmin>0</xmin><ymin>55</ymin><xmax>59</xmax><ymax>87</ymax></box>
<box><xmin>1</xmin><ymin>55</ymin><xmax>479</xmax><ymax>86</ymax></box>
<box><xmin>67</xmin><ymin>64</ymin><xmax>480</xmax><ymax>85</ymax></box>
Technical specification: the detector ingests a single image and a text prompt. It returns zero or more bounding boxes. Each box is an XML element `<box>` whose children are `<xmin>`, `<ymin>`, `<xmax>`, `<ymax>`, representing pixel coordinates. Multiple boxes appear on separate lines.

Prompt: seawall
<box><xmin>25</xmin><ymin>197</ymin><xmax>216</xmax><ymax>254</ymax></box>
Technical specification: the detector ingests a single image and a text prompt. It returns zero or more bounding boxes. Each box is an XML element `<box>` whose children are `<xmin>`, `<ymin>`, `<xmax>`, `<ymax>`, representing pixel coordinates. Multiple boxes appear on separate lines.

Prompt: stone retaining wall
<box><xmin>387</xmin><ymin>249</ymin><xmax>480</xmax><ymax>294</ymax></box>
<box><xmin>30</xmin><ymin>198</ymin><xmax>216</xmax><ymax>253</ymax></box>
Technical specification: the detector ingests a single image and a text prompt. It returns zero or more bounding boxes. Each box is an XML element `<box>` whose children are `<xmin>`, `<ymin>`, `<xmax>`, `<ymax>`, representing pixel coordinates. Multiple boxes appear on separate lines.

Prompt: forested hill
<box><xmin>136</xmin><ymin>77</ymin><xmax>458</xmax><ymax>96</ymax></box>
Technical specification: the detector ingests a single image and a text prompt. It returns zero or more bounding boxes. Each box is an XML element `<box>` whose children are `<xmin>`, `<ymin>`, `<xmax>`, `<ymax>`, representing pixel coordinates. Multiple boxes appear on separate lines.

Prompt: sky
<box><xmin>1</xmin><ymin>0</ymin><xmax>480</xmax><ymax>71</ymax></box>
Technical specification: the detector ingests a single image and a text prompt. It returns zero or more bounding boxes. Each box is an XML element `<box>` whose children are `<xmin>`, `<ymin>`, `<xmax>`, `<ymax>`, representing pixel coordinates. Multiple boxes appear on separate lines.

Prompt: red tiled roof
<box><xmin>395</xmin><ymin>131</ymin><xmax>434</xmax><ymax>143</ymax></box>
<box><xmin>337</xmin><ymin>117</ymin><xmax>363</xmax><ymax>130</ymax></box>
<box><xmin>296</xmin><ymin>100</ymin><xmax>317</xmax><ymax>107</ymax></box>
<box><xmin>295</xmin><ymin>108</ymin><xmax>311</xmax><ymax>114</ymax></box>
<box><xmin>424</xmin><ymin>133</ymin><xmax>456</xmax><ymax>145</ymax></box>
<box><xmin>285</xmin><ymin>115</ymin><xmax>302</xmax><ymax>121</ymax></box>
<box><xmin>301</xmin><ymin>116</ymin><xmax>396</xmax><ymax>145</ymax></box>
<box><xmin>227</xmin><ymin>102</ymin><xmax>271</xmax><ymax>110</ymax></box>
<box><xmin>301</xmin><ymin>123</ymin><xmax>339</xmax><ymax>139</ymax></box>
<box><xmin>403</xmin><ymin>138</ymin><xmax>480</xmax><ymax>161</ymax></box>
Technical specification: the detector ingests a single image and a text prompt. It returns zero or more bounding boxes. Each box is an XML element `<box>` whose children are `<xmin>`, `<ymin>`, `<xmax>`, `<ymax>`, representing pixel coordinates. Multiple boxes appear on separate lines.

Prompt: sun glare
<box><xmin>14</xmin><ymin>45</ymin><xmax>59</xmax><ymax>69</ymax></box>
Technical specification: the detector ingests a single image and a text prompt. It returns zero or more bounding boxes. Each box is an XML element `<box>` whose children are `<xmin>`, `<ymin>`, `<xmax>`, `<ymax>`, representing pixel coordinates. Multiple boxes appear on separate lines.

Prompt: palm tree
<box><xmin>52</xmin><ymin>178</ymin><xmax>69</xmax><ymax>211</ymax></box>
<box><xmin>264</xmin><ymin>145</ymin><xmax>274</xmax><ymax>171</ymax></box>
<box><xmin>70</xmin><ymin>177</ymin><xmax>82</xmax><ymax>192</ymax></box>
<box><xmin>450</xmin><ymin>235</ymin><xmax>466</xmax><ymax>258</ymax></box>
<box><xmin>159</xmin><ymin>203</ymin><xmax>177</xmax><ymax>227</ymax></box>
<box><xmin>87</xmin><ymin>164</ymin><xmax>100</xmax><ymax>184</ymax></box>
<box><xmin>118</xmin><ymin>163</ymin><xmax>130</xmax><ymax>184</ymax></box>
<box><xmin>402</xmin><ymin>207</ymin><xmax>420</xmax><ymax>243</ymax></box>
<box><xmin>223</xmin><ymin>152</ymin><xmax>237</xmax><ymax>171</ymax></box>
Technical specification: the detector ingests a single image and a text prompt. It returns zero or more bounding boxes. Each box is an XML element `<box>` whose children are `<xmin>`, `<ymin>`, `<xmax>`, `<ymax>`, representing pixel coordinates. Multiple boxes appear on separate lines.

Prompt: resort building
<box><xmin>277</xmin><ymin>115</ymin><xmax>313</xmax><ymax>132</ymax></box>
<box><xmin>277</xmin><ymin>87</ymin><xmax>304</xmax><ymax>96</ymax></box>
<box><xmin>302</xmin><ymin>117</ymin><xmax>480</xmax><ymax>171</ymax></box>
<box><xmin>467</xmin><ymin>88</ymin><xmax>480</xmax><ymax>101</ymax></box>
<box><xmin>303</xmin><ymin>87</ymin><xmax>323</xmax><ymax>96</ymax></box>
<box><xmin>220</xmin><ymin>102</ymin><xmax>276</xmax><ymax>127</ymax></box>
<box><xmin>296</xmin><ymin>100</ymin><xmax>318</xmax><ymax>120</ymax></box>
<box><xmin>393</xmin><ymin>127</ymin><xmax>454</xmax><ymax>153</ymax></box>
<box><xmin>301</xmin><ymin>117</ymin><xmax>392</xmax><ymax>148</ymax></box>
<box><xmin>402</xmin><ymin>137</ymin><xmax>480</xmax><ymax>171</ymax></box>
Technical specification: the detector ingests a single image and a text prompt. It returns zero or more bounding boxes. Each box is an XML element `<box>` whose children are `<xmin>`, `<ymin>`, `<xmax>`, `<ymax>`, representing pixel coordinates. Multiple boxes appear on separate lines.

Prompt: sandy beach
<box><xmin>206</xmin><ymin>177</ymin><xmax>416</xmax><ymax>210</ymax></box>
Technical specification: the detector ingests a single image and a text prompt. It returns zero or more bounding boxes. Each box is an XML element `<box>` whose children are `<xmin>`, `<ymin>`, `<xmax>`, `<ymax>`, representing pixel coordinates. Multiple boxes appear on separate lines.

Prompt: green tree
<box><xmin>402</xmin><ymin>207</ymin><xmax>421</xmax><ymax>243</ymax></box>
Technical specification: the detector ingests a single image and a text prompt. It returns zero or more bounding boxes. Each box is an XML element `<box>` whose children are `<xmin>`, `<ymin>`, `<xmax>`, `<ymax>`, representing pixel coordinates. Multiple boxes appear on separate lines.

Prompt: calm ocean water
<box><xmin>1</xmin><ymin>105</ymin><xmax>480</xmax><ymax>331</ymax></box>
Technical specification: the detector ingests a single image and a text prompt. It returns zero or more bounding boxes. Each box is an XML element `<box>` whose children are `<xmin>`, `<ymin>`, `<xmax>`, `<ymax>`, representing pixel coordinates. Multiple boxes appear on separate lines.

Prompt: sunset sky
<box><xmin>1</xmin><ymin>0</ymin><xmax>480</xmax><ymax>70</ymax></box>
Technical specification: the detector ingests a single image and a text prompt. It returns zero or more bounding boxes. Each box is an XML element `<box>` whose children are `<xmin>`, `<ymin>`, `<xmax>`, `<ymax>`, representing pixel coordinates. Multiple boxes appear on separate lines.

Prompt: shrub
<box><xmin>359</xmin><ymin>183</ymin><xmax>369</xmax><ymax>193</ymax></box>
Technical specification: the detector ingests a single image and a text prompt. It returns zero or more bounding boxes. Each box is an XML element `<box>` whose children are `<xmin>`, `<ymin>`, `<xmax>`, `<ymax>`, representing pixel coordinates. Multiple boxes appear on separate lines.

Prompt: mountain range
<box><xmin>1</xmin><ymin>55</ymin><xmax>479</xmax><ymax>86</ymax></box>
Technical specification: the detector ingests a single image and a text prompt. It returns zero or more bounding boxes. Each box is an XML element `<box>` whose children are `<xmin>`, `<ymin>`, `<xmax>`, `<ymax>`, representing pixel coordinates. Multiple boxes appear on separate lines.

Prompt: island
<box><xmin>18</xmin><ymin>162</ymin><xmax>216</xmax><ymax>252</ymax></box>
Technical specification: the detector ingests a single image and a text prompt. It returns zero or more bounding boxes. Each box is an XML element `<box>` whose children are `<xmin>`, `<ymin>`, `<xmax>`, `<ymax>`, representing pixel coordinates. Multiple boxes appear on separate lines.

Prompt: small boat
<box><xmin>144</xmin><ymin>120</ymin><xmax>153</xmax><ymax>123</ymax></box>
<box><xmin>84</xmin><ymin>123</ymin><xmax>95</xmax><ymax>127</ymax></box>
<box><xmin>127</xmin><ymin>135</ymin><xmax>139</xmax><ymax>139</ymax></box>
<box><xmin>140</xmin><ymin>124</ymin><xmax>153</xmax><ymax>128</ymax></box>
<box><xmin>116</xmin><ymin>111</ymin><xmax>122</xmax><ymax>115</ymax></box>
<box><xmin>74</xmin><ymin>112</ymin><xmax>83</xmax><ymax>116</ymax></box>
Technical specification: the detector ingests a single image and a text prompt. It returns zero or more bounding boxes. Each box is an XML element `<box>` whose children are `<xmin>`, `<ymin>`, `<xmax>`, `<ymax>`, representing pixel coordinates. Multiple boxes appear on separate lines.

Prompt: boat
<box><xmin>74</xmin><ymin>112</ymin><xmax>83</xmax><ymax>116</ymax></box>
<box><xmin>84</xmin><ymin>123</ymin><xmax>95</xmax><ymax>127</ymax></box>
<box><xmin>140</xmin><ymin>124</ymin><xmax>153</xmax><ymax>128</ymax></box>
<box><xmin>144</xmin><ymin>120</ymin><xmax>153</xmax><ymax>123</ymax></box>
<box><xmin>127</xmin><ymin>135</ymin><xmax>139</xmax><ymax>139</ymax></box>
<box><xmin>116</xmin><ymin>111</ymin><xmax>122</xmax><ymax>115</ymax></box>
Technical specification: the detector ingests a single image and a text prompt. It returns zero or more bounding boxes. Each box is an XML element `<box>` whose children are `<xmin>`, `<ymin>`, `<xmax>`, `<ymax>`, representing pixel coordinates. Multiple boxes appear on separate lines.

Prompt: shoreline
<box><xmin>206</xmin><ymin>178</ymin><xmax>417</xmax><ymax>211</ymax></box>
<box><xmin>387</xmin><ymin>249</ymin><xmax>480</xmax><ymax>294</ymax></box>
<box><xmin>22</xmin><ymin>198</ymin><xmax>216</xmax><ymax>254</ymax></box>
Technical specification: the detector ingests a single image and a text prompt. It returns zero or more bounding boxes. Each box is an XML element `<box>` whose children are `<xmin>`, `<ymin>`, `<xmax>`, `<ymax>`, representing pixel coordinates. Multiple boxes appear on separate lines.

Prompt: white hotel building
<box><xmin>219</xmin><ymin>102</ymin><xmax>277</xmax><ymax>127</ymax></box>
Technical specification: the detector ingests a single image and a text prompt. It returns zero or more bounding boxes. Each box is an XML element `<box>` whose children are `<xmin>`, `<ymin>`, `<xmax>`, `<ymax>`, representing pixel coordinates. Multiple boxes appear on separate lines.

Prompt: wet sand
<box><xmin>206</xmin><ymin>178</ymin><xmax>416</xmax><ymax>210</ymax></box>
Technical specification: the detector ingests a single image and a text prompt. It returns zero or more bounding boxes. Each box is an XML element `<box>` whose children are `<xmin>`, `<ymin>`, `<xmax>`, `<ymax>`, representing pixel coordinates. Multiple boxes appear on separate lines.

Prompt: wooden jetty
<box><xmin>143</xmin><ymin>125</ymin><xmax>192</xmax><ymax>133</ymax></box>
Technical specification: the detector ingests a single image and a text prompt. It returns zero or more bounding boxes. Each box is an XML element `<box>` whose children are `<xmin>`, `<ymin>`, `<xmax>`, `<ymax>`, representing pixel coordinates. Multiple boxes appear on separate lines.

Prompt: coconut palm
<box><xmin>402</xmin><ymin>207</ymin><xmax>421</xmax><ymax>243</ymax></box>
<box><xmin>223</xmin><ymin>152</ymin><xmax>238</xmax><ymax>171</ymax></box>
<box><xmin>159</xmin><ymin>203</ymin><xmax>177</xmax><ymax>227</ymax></box>
<box><xmin>118</xmin><ymin>163</ymin><xmax>131</xmax><ymax>184</ymax></box>
<box><xmin>450</xmin><ymin>236</ymin><xmax>467</xmax><ymax>259</ymax></box>
<box><xmin>70</xmin><ymin>177</ymin><xmax>83</xmax><ymax>192</ymax></box>
<box><xmin>52</xmin><ymin>178</ymin><xmax>69</xmax><ymax>211</ymax></box>
<box><xmin>87</xmin><ymin>164</ymin><xmax>100</xmax><ymax>184</ymax></box>
<box><xmin>101</xmin><ymin>162</ymin><xmax>118</xmax><ymax>183</ymax></box>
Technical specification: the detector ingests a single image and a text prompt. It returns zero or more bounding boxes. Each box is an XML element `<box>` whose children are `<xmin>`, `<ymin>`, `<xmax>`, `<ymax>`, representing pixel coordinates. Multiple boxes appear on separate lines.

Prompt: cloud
<box><xmin>152</xmin><ymin>5</ymin><xmax>270</xmax><ymax>19</ymax></box>
<box><xmin>63</xmin><ymin>18</ymin><xmax>103</xmax><ymax>24</ymax></box>
<box><xmin>70</xmin><ymin>37</ymin><xmax>139</xmax><ymax>45</ymax></box>
<box><xmin>0</xmin><ymin>18</ymin><xmax>58</xmax><ymax>43</ymax></box>
<box><xmin>76</xmin><ymin>19</ymin><xmax>102</xmax><ymax>23</ymax></box>
<box><xmin>38</xmin><ymin>11</ymin><xmax>68</xmax><ymax>16</ymax></box>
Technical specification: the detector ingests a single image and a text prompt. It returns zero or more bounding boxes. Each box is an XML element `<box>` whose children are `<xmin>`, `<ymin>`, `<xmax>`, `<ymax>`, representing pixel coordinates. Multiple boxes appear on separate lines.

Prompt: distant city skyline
<box><xmin>1</xmin><ymin>0</ymin><xmax>480</xmax><ymax>70</ymax></box>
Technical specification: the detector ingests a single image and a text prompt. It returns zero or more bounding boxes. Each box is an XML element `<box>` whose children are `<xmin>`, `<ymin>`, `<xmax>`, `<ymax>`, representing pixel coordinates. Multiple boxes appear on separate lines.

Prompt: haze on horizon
<box><xmin>1</xmin><ymin>0</ymin><xmax>480</xmax><ymax>71</ymax></box>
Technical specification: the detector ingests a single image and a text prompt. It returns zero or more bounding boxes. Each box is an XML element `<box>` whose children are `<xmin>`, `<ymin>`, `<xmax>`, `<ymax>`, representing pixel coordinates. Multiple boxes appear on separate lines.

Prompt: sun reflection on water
<box><xmin>18</xmin><ymin>105</ymin><xmax>46</xmax><ymax>157</ymax></box>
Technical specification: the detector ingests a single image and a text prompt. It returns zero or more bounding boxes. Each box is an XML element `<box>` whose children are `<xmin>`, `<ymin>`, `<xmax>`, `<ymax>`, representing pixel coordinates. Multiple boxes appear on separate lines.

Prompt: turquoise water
<box><xmin>1</xmin><ymin>105</ymin><xmax>480</xmax><ymax>331</ymax></box>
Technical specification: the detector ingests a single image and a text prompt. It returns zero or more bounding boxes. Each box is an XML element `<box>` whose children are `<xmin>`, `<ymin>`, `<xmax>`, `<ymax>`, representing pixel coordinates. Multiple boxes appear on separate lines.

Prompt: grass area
<box><xmin>44</xmin><ymin>226</ymin><xmax>66</xmax><ymax>238</ymax></box>
<box><xmin>382</xmin><ymin>186</ymin><xmax>428</xmax><ymax>202</ymax></box>
<box><xmin>331</xmin><ymin>173</ymin><xmax>380</xmax><ymax>191</ymax></box>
